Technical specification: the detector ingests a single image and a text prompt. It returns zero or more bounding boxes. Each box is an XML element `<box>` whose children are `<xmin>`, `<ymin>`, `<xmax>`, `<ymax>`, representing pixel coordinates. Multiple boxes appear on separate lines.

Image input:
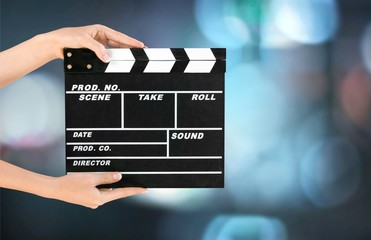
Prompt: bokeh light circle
<box><xmin>226</xmin><ymin>63</ymin><xmax>288</xmax><ymax>157</ymax></box>
<box><xmin>195</xmin><ymin>0</ymin><xmax>251</xmax><ymax>48</ymax></box>
<box><xmin>271</xmin><ymin>0</ymin><xmax>339</xmax><ymax>44</ymax></box>
<box><xmin>301</xmin><ymin>137</ymin><xmax>362</xmax><ymax>208</ymax></box>
<box><xmin>261</xmin><ymin>19</ymin><xmax>298</xmax><ymax>48</ymax></box>
<box><xmin>0</xmin><ymin>73</ymin><xmax>64</xmax><ymax>148</ymax></box>
<box><xmin>295</xmin><ymin>110</ymin><xmax>328</xmax><ymax>156</ymax></box>
<box><xmin>132</xmin><ymin>188</ymin><xmax>214</xmax><ymax>211</ymax></box>
<box><xmin>339</xmin><ymin>65</ymin><xmax>370</xmax><ymax>129</ymax></box>
<box><xmin>225</xmin><ymin>63</ymin><xmax>294</xmax><ymax>209</ymax></box>
<box><xmin>204</xmin><ymin>215</ymin><xmax>288</xmax><ymax>240</ymax></box>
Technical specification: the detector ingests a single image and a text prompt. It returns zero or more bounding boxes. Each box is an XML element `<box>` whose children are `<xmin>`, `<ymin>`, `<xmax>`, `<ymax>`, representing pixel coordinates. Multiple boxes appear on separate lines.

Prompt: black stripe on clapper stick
<box><xmin>210</xmin><ymin>48</ymin><xmax>226</xmax><ymax>73</ymax></box>
<box><xmin>130</xmin><ymin>48</ymin><xmax>149</xmax><ymax>73</ymax></box>
<box><xmin>170</xmin><ymin>48</ymin><xmax>189</xmax><ymax>72</ymax></box>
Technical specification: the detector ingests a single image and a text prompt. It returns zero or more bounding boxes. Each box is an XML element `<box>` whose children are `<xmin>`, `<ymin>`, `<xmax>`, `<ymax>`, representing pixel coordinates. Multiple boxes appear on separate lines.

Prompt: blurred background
<box><xmin>1</xmin><ymin>0</ymin><xmax>371</xmax><ymax>239</ymax></box>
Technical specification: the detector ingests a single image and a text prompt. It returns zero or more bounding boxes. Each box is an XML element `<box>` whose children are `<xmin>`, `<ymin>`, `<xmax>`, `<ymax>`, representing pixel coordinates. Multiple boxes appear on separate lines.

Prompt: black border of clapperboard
<box><xmin>64</xmin><ymin>48</ymin><xmax>226</xmax><ymax>188</ymax></box>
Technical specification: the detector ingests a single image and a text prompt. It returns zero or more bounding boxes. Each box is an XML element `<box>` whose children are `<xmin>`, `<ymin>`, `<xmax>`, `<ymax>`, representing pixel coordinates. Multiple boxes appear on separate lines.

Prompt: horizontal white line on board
<box><xmin>66</xmin><ymin>128</ymin><xmax>223</xmax><ymax>131</ymax></box>
<box><xmin>66</xmin><ymin>142</ymin><xmax>167</xmax><ymax>145</ymax></box>
<box><xmin>66</xmin><ymin>91</ymin><xmax>223</xmax><ymax>94</ymax></box>
<box><xmin>67</xmin><ymin>171</ymin><xmax>223</xmax><ymax>175</ymax></box>
<box><xmin>67</xmin><ymin>156</ymin><xmax>222</xmax><ymax>160</ymax></box>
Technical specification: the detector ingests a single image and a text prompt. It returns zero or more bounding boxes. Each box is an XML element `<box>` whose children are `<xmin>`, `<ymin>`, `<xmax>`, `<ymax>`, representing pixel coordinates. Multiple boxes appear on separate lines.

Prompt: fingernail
<box><xmin>103</xmin><ymin>53</ymin><xmax>111</xmax><ymax>62</ymax></box>
<box><xmin>113</xmin><ymin>173</ymin><xmax>122</xmax><ymax>180</ymax></box>
<box><xmin>143</xmin><ymin>45</ymin><xmax>148</xmax><ymax>48</ymax></box>
<box><xmin>141</xmin><ymin>189</ymin><xmax>148</xmax><ymax>194</ymax></box>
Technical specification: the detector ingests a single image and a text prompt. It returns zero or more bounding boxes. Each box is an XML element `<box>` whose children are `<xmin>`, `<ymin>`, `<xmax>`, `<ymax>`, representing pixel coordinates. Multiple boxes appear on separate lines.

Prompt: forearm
<box><xmin>0</xmin><ymin>160</ymin><xmax>56</xmax><ymax>199</ymax></box>
<box><xmin>0</xmin><ymin>160</ymin><xmax>146</xmax><ymax>208</ymax></box>
<box><xmin>0</xmin><ymin>33</ymin><xmax>57</xmax><ymax>88</ymax></box>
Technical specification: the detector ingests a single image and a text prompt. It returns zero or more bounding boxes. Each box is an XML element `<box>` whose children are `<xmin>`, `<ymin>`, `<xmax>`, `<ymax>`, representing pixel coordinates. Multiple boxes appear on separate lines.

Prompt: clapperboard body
<box><xmin>64</xmin><ymin>48</ymin><xmax>225</xmax><ymax>188</ymax></box>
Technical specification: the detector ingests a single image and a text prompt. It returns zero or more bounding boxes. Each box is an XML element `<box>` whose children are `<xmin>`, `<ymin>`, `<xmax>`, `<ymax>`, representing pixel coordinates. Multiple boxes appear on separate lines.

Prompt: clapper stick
<box><xmin>64</xmin><ymin>48</ymin><xmax>226</xmax><ymax>188</ymax></box>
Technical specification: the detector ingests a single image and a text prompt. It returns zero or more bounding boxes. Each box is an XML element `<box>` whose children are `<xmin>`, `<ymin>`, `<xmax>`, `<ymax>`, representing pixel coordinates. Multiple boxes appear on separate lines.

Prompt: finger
<box><xmin>93</xmin><ymin>172</ymin><xmax>122</xmax><ymax>185</ymax></box>
<box><xmin>106</xmin><ymin>39</ymin><xmax>131</xmax><ymax>48</ymax></box>
<box><xmin>95</xmin><ymin>25</ymin><xmax>144</xmax><ymax>48</ymax></box>
<box><xmin>83</xmin><ymin>37</ymin><xmax>111</xmax><ymax>63</ymax></box>
<box><xmin>101</xmin><ymin>187</ymin><xmax>147</xmax><ymax>204</ymax></box>
<box><xmin>106</xmin><ymin>39</ymin><xmax>144</xmax><ymax>48</ymax></box>
<box><xmin>99</xmin><ymin>188</ymin><xmax>113</xmax><ymax>192</ymax></box>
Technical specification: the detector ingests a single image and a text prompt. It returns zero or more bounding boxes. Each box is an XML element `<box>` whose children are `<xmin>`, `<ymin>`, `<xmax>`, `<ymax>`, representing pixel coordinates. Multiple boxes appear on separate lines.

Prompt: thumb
<box><xmin>93</xmin><ymin>172</ymin><xmax>122</xmax><ymax>185</ymax></box>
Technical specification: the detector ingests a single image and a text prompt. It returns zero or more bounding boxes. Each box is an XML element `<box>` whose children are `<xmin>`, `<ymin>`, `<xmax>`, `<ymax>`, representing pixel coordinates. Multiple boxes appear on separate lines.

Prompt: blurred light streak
<box><xmin>195</xmin><ymin>0</ymin><xmax>252</xmax><ymax>48</ymax></box>
<box><xmin>271</xmin><ymin>0</ymin><xmax>338</xmax><ymax>45</ymax></box>
<box><xmin>301</xmin><ymin>137</ymin><xmax>362</xmax><ymax>208</ymax></box>
<box><xmin>204</xmin><ymin>215</ymin><xmax>287</xmax><ymax>240</ymax></box>
<box><xmin>0</xmin><ymin>73</ymin><xmax>64</xmax><ymax>148</ymax></box>
<box><xmin>340</xmin><ymin>65</ymin><xmax>371</xmax><ymax>129</ymax></box>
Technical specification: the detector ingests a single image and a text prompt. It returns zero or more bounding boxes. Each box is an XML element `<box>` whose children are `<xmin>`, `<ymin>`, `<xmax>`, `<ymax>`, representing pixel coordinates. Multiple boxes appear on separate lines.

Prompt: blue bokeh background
<box><xmin>1</xmin><ymin>0</ymin><xmax>371</xmax><ymax>239</ymax></box>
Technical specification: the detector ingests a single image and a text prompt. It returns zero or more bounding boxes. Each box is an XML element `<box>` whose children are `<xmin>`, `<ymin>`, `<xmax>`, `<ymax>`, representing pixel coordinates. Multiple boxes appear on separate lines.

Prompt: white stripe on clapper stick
<box><xmin>143</xmin><ymin>48</ymin><xmax>176</xmax><ymax>73</ymax></box>
<box><xmin>105</xmin><ymin>61</ymin><xmax>135</xmax><ymax>73</ymax></box>
<box><xmin>106</xmin><ymin>49</ymin><xmax>135</xmax><ymax>60</ymax></box>
<box><xmin>105</xmin><ymin>48</ymin><xmax>136</xmax><ymax>73</ymax></box>
<box><xmin>184</xmin><ymin>61</ymin><xmax>215</xmax><ymax>73</ymax></box>
<box><xmin>144</xmin><ymin>61</ymin><xmax>175</xmax><ymax>73</ymax></box>
<box><xmin>184</xmin><ymin>48</ymin><xmax>216</xmax><ymax>73</ymax></box>
<box><xmin>184</xmin><ymin>48</ymin><xmax>216</xmax><ymax>60</ymax></box>
<box><xmin>144</xmin><ymin>48</ymin><xmax>176</xmax><ymax>60</ymax></box>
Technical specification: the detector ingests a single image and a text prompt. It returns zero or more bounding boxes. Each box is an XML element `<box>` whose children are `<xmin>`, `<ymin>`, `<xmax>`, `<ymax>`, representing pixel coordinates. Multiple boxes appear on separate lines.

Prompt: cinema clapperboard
<box><xmin>64</xmin><ymin>48</ymin><xmax>225</xmax><ymax>188</ymax></box>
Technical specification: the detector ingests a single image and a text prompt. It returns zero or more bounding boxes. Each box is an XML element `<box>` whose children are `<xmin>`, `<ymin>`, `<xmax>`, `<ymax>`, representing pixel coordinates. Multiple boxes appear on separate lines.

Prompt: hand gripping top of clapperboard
<box><xmin>64</xmin><ymin>48</ymin><xmax>226</xmax><ymax>188</ymax></box>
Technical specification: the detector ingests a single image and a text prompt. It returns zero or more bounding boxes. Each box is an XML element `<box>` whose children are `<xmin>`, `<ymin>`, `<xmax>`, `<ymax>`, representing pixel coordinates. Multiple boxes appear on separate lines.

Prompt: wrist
<box><xmin>41</xmin><ymin>176</ymin><xmax>61</xmax><ymax>200</ymax></box>
<box><xmin>33</xmin><ymin>32</ymin><xmax>62</xmax><ymax>61</ymax></box>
